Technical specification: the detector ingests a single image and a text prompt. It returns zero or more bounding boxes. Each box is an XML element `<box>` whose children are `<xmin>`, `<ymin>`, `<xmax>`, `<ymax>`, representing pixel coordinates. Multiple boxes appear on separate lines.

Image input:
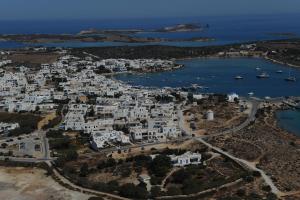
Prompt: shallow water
<box><xmin>276</xmin><ymin>110</ymin><xmax>300</xmax><ymax>136</ymax></box>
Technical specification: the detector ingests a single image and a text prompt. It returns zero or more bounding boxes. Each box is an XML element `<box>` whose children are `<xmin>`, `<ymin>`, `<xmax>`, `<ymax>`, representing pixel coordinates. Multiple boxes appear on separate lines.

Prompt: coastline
<box><xmin>264</xmin><ymin>56</ymin><xmax>300</xmax><ymax>68</ymax></box>
<box><xmin>276</xmin><ymin>108</ymin><xmax>300</xmax><ymax>137</ymax></box>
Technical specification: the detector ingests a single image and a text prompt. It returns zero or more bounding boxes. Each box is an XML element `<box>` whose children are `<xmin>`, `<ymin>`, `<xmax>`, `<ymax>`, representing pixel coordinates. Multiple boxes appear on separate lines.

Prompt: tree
<box><xmin>172</xmin><ymin>169</ymin><xmax>191</xmax><ymax>184</ymax></box>
<box><xmin>187</xmin><ymin>92</ymin><xmax>194</xmax><ymax>103</ymax></box>
<box><xmin>1</xmin><ymin>143</ymin><xmax>8</xmax><ymax>149</ymax></box>
<box><xmin>35</xmin><ymin>106</ymin><xmax>40</xmax><ymax>112</ymax></box>
<box><xmin>65</xmin><ymin>149</ymin><xmax>78</xmax><ymax>161</ymax></box>
<box><xmin>150</xmin><ymin>186</ymin><xmax>163</xmax><ymax>197</ymax></box>
<box><xmin>80</xmin><ymin>163</ymin><xmax>89</xmax><ymax>177</ymax></box>
<box><xmin>119</xmin><ymin>183</ymin><xmax>148</xmax><ymax>199</ymax></box>
<box><xmin>149</xmin><ymin>155</ymin><xmax>172</xmax><ymax>177</ymax></box>
<box><xmin>88</xmin><ymin>107</ymin><xmax>95</xmax><ymax>117</ymax></box>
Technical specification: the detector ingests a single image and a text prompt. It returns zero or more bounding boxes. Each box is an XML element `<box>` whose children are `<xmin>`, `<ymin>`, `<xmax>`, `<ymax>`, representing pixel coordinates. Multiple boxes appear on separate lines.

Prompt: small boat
<box><xmin>191</xmin><ymin>84</ymin><xmax>200</xmax><ymax>89</ymax></box>
<box><xmin>285</xmin><ymin>77</ymin><xmax>297</xmax><ymax>82</ymax></box>
<box><xmin>256</xmin><ymin>67</ymin><xmax>261</xmax><ymax>71</ymax></box>
<box><xmin>248</xmin><ymin>92</ymin><xmax>254</xmax><ymax>96</ymax></box>
<box><xmin>285</xmin><ymin>76</ymin><xmax>296</xmax><ymax>82</ymax></box>
<box><xmin>234</xmin><ymin>75</ymin><xmax>243</xmax><ymax>80</ymax></box>
<box><xmin>285</xmin><ymin>70</ymin><xmax>296</xmax><ymax>82</ymax></box>
<box><xmin>276</xmin><ymin>70</ymin><xmax>283</xmax><ymax>73</ymax></box>
<box><xmin>256</xmin><ymin>72</ymin><xmax>270</xmax><ymax>79</ymax></box>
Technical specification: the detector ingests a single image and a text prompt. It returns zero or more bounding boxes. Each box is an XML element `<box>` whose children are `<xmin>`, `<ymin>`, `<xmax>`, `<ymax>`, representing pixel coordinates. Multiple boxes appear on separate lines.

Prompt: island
<box><xmin>0</xmin><ymin>38</ymin><xmax>299</xmax><ymax>200</ymax></box>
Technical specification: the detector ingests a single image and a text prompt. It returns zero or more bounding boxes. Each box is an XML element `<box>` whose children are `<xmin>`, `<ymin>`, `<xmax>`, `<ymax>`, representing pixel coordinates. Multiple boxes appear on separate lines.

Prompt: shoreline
<box><xmin>275</xmin><ymin>108</ymin><xmax>300</xmax><ymax>137</ymax></box>
<box><xmin>264</xmin><ymin>56</ymin><xmax>300</xmax><ymax>68</ymax></box>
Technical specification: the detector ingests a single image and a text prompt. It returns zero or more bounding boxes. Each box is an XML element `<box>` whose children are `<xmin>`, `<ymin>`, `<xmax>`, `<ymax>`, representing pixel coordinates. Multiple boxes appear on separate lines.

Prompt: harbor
<box><xmin>115</xmin><ymin>57</ymin><xmax>300</xmax><ymax>98</ymax></box>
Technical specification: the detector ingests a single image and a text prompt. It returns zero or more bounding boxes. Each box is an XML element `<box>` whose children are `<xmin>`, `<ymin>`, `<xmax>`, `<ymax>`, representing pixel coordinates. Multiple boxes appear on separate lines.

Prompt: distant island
<box><xmin>267</xmin><ymin>32</ymin><xmax>297</xmax><ymax>37</ymax></box>
<box><xmin>0</xmin><ymin>23</ymin><xmax>213</xmax><ymax>44</ymax></box>
<box><xmin>156</xmin><ymin>23</ymin><xmax>206</xmax><ymax>32</ymax></box>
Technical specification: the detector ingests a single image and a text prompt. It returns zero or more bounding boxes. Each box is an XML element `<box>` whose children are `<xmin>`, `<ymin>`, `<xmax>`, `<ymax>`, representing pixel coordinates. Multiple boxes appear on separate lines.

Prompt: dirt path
<box><xmin>160</xmin><ymin>168</ymin><xmax>180</xmax><ymax>191</ymax></box>
<box><xmin>195</xmin><ymin>138</ymin><xmax>283</xmax><ymax>196</ymax></box>
<box><xmin>47</xmin><ymin>162</ymin><xmax>130</xmax><ymax>200</ymax></box>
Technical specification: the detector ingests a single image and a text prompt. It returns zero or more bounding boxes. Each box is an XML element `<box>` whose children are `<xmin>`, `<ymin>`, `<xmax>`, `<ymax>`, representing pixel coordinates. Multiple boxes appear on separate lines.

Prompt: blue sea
<box><xmin>115</xmin><ymin>57</ymin><xmax>300</xmax><ymax>98</ymax></box>
<box><xmin>276</xmin><ymin>110</ymin><xmax>300</xmax><ymax>136</ymax></box>
<box><xmin>0</xmin><ymin>14</ymin><xmax>300</xmax><ymax>48</ymax></box>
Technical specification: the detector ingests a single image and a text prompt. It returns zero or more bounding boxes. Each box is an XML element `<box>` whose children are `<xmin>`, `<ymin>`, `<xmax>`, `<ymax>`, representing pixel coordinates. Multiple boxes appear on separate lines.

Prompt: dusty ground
<box><xmin>37</xmin><ymin>112</ymin><xmax>57</xmax><ymax>130</ymax></box>
<box><xmin>0</xmin><ymin>167</ymin><xmax>91</xmax><ymax>200</ymax></box>
<box><xmin>184</xmin><ymin>102</ymin><xmax>248</xmax><ymax>135</ymax></box>
<box><xmin>8</xmin><ymin>53</ymin><xmax>59</xmax><ymax>65</ymax></box>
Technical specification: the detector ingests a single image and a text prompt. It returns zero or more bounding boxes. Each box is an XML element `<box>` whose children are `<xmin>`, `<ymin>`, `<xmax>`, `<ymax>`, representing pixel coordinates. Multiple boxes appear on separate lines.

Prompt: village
<box><xmin>0</xmin><ymin>47</ymin><xmax>299</xmax><ymax>200</ymax></box>
<box><xmin>0</xmin><ymin>48</ymin><xmax>244</xmax><ymax>151</ymax></box>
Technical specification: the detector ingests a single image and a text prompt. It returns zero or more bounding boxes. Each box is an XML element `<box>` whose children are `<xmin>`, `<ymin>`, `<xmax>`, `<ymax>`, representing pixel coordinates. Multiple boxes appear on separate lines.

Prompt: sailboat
<box><xmin>285</xmin><ymin>70</ymin><xmax>296</xmax><ymax>82</ymax></box>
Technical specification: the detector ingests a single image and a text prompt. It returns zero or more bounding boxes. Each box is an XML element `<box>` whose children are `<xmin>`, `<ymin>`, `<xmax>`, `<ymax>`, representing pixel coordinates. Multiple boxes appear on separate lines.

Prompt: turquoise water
<box><xmin>115</xmin><ymin>57</ymin><xmax>300</xmax><ymax>98</ymax></box>
<box><xmin>276</xmin><ymin>110</ymin><xmax>300</xmax><ymax>136</ymax></box>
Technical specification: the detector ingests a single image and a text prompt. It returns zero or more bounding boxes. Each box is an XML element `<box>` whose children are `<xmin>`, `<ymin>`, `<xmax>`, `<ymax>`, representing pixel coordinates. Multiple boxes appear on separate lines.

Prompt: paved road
<box><xmin>204</xmin><ymin>99</ymin><xmax>259</xmax><ymax>138</ymax></box>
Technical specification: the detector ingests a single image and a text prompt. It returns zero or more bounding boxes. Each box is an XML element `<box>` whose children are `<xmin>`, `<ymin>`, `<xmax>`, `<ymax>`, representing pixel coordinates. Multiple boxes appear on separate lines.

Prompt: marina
<box><xmin>115</xmin><ymin>57</ymin><xmax>300</xmax><ymax>97</ymax></box>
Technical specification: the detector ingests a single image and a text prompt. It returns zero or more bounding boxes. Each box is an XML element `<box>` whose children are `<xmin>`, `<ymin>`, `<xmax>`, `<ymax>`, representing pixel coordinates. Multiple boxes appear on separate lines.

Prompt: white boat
<box><xmin>285</xmin><ymin>70</ymin><xmax>296</xmax><ymax>82</ymax></box>
<box><xmin>285</xmin><ymin>77</ymin><xmax>296</xmax><ymax>82</ymax></box>
<box><xmin>276</xmin><ymin>70</ymin><xmax>283</xmax><ymax>73</ymax></box>
<box><xmin>234</xmin><ymin>75</ymin><xmax>243</xmax><ymax>80</ymax></box>
<box><xmin>256</xmin><ymin>67</ymin><xmax>261</xmax><ymax>71</ymax></box>
<box><xmin>248</xmin><ymin>92</ymin><xmax>254</xmax><ymax>96</ymax></box>
<box><xmin>265</xmin><ymin>96</ymin><xmax>271</xmax><ymax>100</ymax></box>
<box><xmin>256</xmin><ymin>72</ymin><xmax>270</xmax><ymax>79</ymax></box>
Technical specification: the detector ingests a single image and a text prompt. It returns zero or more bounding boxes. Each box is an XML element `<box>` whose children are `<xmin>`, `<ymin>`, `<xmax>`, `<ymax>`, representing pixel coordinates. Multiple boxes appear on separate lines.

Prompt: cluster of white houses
<box><xmin>0</xmin><ymin>51</ymin><xmax>239</xmax><ymax>149</ymax></box>
<box><xmin>95</xmin><ymin>59</ymin><xmax>176</xmax><ymax>72</ymax></box>
<box><xmin>0</xmin><ymin>122</ymin><xmax>19</xmax><ymax>134</ymax></box>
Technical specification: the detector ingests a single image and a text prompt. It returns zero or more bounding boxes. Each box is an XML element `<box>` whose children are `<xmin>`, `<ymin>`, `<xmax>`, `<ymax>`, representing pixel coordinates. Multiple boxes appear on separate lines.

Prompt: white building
<box><xmin>0</xmin><ymin>122</ymin><xmax>19</xmax><ymax>133</ymax></box>
<box><xmin>169</xmin><ymin>151</ymin><xmax>202</xmax><ymax>167</ymax></box>
<box><xmin>227</xmin><ymin>93</ymin><xmax>239</xmax><ymax>103</ymax></box>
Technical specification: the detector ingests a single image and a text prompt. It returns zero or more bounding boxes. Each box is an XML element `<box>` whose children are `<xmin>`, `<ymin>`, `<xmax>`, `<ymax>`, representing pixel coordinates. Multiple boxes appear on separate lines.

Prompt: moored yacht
<box><xmin>256</xmin><ymin>72</ymin><xmax>270</xmax><ymax>79</ymax></box>
<box><xmin>234</xmin><ymin>75</ymin><xmax>243</xmax><ymax>80</ymax></box>
<box><xmin>285</xmin><ymin>70</ymin><xmax>296</xmax><ymax>82</ymax></box>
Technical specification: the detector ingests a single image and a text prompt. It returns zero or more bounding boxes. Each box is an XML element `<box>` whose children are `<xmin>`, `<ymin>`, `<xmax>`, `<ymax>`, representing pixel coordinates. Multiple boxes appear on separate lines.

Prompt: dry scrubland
<box><xmin>0</xmin><ymin>167</ymin><xmax>91</xmax><ymax>200</ymax></box>
<box><xmin>208</xmin><ymin>106</ymin><xmax>300</xmax><ymax>194</ymax></box>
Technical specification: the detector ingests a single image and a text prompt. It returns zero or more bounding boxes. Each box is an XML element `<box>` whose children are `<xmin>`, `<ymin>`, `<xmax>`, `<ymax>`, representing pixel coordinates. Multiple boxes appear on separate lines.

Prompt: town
<box><xmin>0</xmin><ymin>46</ymin><xmax>299</xmax><ymax>200</ymax></box>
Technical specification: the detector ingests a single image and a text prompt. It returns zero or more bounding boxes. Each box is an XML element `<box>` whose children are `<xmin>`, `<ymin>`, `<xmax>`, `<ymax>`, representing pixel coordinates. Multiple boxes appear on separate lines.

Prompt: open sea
<box><xmin>0</xmin><ymin>14</ymin><xmax>300</xmax><ymax>48</ymax></box>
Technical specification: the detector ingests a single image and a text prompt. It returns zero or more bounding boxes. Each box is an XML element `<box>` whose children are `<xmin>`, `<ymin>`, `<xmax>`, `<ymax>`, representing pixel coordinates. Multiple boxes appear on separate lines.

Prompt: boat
<box><xmin>256</xmin><ymin>72</ymin><xmax>270</xmax><ymax>79</ymax></box>
<box><xmin>248</xmin><ymin>92</ymin><xmax>254</xmax><ymax>96</ymax></box>
<box><xmin>256</xmin><ymin>67</ymin><xmax>261</xmax><ymax>71</ymax></box>
<box><xmin>276</xmin><ymin>70</ymin><xmax>283</xmax><ymax>73</ymax></box>
<box><xmin>285</xmin><ymin>70</ymin><xmax>296</xmax><ymax>82</ymax></box>
<box><xmin>265</xmin><ymin>96</ymin><xmax>271</xmax><ymax>100</ymax></box>
<box><xmin>285</xmin><ymin>77</ymin><xmax>297</xmax><ymax>82</ymax></box>
<box><xmin>234</xmin><ymin>75</ymin><xmax>243</xmax><ymax>80</ymax></box>
<box><xmin>191</xmin><ymin>84</ymin><xmax>201</xmax><ymax>89</ymax></box>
